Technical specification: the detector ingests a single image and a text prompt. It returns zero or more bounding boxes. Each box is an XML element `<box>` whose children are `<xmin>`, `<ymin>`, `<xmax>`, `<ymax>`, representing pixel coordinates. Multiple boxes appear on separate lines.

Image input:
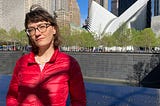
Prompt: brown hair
<box><xmin>25</xmin><ymin>4</ymin><xmax>61</xmax><ymax>54</ymax></box>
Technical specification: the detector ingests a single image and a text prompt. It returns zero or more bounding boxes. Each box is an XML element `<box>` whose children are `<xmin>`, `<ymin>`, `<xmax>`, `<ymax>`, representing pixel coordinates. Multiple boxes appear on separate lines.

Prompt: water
<box><xmin>0</xmin><ymin>75</ymin><xmax>11</xmax><ymax>106</ymax></box>
<box><xmin>1</xmin><ymin>75</ymin><xmax>160</xmax><ymax>106</ymax></box>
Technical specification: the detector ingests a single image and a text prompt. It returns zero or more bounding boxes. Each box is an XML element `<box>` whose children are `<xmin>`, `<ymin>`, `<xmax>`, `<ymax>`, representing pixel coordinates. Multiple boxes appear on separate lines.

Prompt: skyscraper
<box><xmin>118</xmin><ymin>0</ymin><xmax>151</xmax><ymax>28</ymax></box>
<box><xmin>0</xmin><ymin>0</ymin><xmax>80</xmax><ymax>31</ymax></box>
<box><xmin>0</xmin><ymin>0</ymin><xmax>24</xmax><ymax>31</ymax></box>
<box><xmin>111</xmin><ymin>0</ymin><xmax>119</xmax><ymax>16</ymax></box>
<box><xmin>69</xmin><ymin>0</ymin><xmax>80</xmax><ymax>26</ymax></box>
<box><xmin>154</xmin><ymin>0</ymin><xmax>160</xmax><ymax>16</ymax></box>
<box><xmin>118</xmin><ymin>0</ymin><xmax>137</xmax><ymax>16</ymax></box>
<box><xmin>25</xmin><ymin>0</ymin><xmax>53</xmax><ymax>15</ymax></box>
<box><xmin>54</xmin><ymin>0</ymin><xmax>80</xmax><ymax>27</ymax></box>
<box><xmin>88</xmin><ymin>0</ymin><xmax>108</xmax><ymax>14</ymax></box>
<box><xmin>52</xmin><ymin>0</ymin><xmax>69</xmax><ymax>12</ymax></box>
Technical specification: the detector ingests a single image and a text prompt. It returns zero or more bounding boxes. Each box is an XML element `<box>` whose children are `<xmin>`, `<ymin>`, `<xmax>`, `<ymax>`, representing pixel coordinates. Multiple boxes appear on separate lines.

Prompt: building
<box><xmin>151</xmin><ymin>0</ymin><xmax>160</xmax><ymax>36</ymax></box>
<box><xmin>0</xmin><ymin>0</ymin><xmax>80</xmax><ymax>32</ymax></box>
<box><xmin>69</xmin><ymin>0</ymin><xmax>81</xmax><ymax>26</ymax></box>
<box><xmin>85</xmin><ymin>0</ymin><xmax>108</xmax><ymax>32</ymax></box>
<box><xmin>111</xmin><ymin>0</ymin><xmax>137</xmax><ymax>16</ymax></box>
<box><xmin>120</xmin><ymin>0</ymin><xmax>151</xmax><ymax>28</ymax></box>
<box><xmin>53</xmin><ymin>0</ymin><xmax>80</xmax><ymax>35</ymax></box>
<box><xmin>87</xmin><ymin>0</ymin><xmax>151</xmax><ymax>38</ymax></box>
<box><xmin>118</xmin><ymin>0</ymin><xmax>151</xmax><ymax>28</ymax></box>
<box><xmin>151</xmin><ymin>16</ymin><xmax>160</xmax><ymax>36</ymax></box>
<box><xmin>154</xmin><ymin>0</ymin><xmax>160</xmax><ymax>16</ymax></box>
<box><xmin>89</xmin><ymin>0</ymin><xmax>108</xmax><ymax>9</ymax></box>
<box><xmin>118</xmin><ymin>0</ymin><xmax>137</xmax><ymax>16</ymax></box>
<box><xmin>25</xmin><ymin>0</ymin><xmax>81</xmax><ymax>29</ymax></box>
<box><xmin>0</xmin><ymin>0</ymin><xmax>25</xmax><ymax>31</ymax></box>
<box><xmin>53</xmin><ymin>0</ymin><xmax>70</xmax><ymax>28</ymax></box>
<box><xmin>53</xmin><ymin>0</ymin><xmax>69</xmax><ymax>12</ymax></box>
<box><xmin>88</xmin><ymin>0</ymin><xmax>108</xmax><ymax>16</ymax></box>
<box><xmin>111</xmin><ymin>0</ymin><xmax>119</xmax><ymax>16</ymax></box>
<box><xmin>25</xmin><ymin>0</ymin><xmax>53</xmax><ymax>14</ymax></box>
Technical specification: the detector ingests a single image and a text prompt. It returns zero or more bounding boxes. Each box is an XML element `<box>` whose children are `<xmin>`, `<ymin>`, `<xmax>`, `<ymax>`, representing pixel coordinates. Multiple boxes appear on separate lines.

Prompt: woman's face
<box><xmin>27</xmin><ymin>21</ymin><xmax>56</xmax><ymax>49</ymax></box>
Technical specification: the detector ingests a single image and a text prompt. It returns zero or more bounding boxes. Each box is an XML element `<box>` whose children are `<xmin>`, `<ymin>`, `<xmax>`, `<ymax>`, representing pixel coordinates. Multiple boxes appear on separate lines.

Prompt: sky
<box><xmin>77</xmin><ymin>0</ymin><xmax>111</xmax><ymax>26</ymax></box>
<box><xmin>77</xmin><ymin>0</ymin><xmax>88</xmax><ymax>25</ymax></box>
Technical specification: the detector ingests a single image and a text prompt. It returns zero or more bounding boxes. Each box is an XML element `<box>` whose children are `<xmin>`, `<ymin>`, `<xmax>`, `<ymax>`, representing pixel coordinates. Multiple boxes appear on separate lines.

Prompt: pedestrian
<box><xmin>6</xmin><ymin>4</ymin><xmax>86</xmax><ymax>106</ymax></box>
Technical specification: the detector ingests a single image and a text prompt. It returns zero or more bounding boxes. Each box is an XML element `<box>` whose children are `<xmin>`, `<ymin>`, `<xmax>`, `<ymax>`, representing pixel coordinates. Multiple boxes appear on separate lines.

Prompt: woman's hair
<box><xmin>25</xmin><ymin>4</ymin><xmax>61</xmax><ymax>54</ymax></box>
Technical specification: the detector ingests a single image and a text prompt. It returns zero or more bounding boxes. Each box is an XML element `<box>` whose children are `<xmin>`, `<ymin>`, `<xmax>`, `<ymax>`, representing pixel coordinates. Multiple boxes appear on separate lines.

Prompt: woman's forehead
<box><xmin>28</xmin><ymin>21</ymin><xmax>48</xmax><ymax>27</ymax></box>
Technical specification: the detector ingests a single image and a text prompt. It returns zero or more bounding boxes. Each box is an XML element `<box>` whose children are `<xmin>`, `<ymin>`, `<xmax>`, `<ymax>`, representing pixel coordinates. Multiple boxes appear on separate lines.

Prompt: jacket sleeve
<box><xmin>6</xmin><ymin>61</ymin><xmax>19</xmax><ymax>106</ymax></box>
<box><xmin>69</xmin><ymin>58</ymin><xmax>87</xmax><ymax>106</ymax></box>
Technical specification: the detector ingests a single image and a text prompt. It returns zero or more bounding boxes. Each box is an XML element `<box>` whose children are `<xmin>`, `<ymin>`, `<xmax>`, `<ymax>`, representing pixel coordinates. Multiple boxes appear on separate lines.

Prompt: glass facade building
<box><xmin>118</xmin><ymin>0</ymin><xmax>151</xmax><ymax>28</ymax></box>
<box><xmin>118</xmin><ymin>0</ymin><xmax>137</xmax><ymax>16</ymax></box>
<box><xmin>154</xmin><ymin>0</ymin><xmax>160</xmax><ymax>16</ymax></box>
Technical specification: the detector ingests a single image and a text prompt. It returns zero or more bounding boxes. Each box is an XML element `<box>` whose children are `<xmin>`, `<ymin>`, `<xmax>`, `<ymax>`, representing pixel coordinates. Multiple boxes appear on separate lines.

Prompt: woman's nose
<box><xmin>35</xmin><ymin>28</ymin><xmax>41</xmax><ymax>36</ymax></box>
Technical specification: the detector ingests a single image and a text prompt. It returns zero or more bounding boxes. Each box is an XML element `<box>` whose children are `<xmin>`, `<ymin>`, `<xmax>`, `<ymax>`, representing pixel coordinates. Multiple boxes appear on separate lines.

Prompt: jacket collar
<box><xmin>27</xmin><ymin>48</ymin><xmax>59</xmax><ymax>64</ymax></box>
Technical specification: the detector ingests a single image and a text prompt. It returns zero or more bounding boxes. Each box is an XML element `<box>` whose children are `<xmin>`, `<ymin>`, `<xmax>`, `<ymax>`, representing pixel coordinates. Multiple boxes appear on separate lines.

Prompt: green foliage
<box><xmin>60</xmin><ymin>28</ymin><xmax>97</xmax><ymax>48</ymax></box>
<box><xmin>156</xmin><ymin>36</ymin><xmax>160</xmax><ymax>46</ymax></box>
<box><xmin>0</xmin><ymin>27</ymin><xmax>28</xmax><ymax>46</ymax></box>
<box><xmin>19</xmin><ymin>30</ymin><xmax>28</xmax><ymax>46</ymax></box>
<box><xmin>0</xmin><ymin>25</ymin><xmax>159</xmax><ymax>52</ymax></box>
<box><xmin>60</xmin><ymin>25</ymin><xmax>159</xmax><ymax>51</ymax></box>
<box><xmin>132</xmin><ymin>28</ymin><xmax>156</xmax><ymax>51</ymax></box>
<box><xmin>0</xmin><ymin>28</ymin><xmax>9</xmax><ymax>43</ymax></box>
<box><xmin>78</xmin><ymin>31</ymin><xmax>96</xmax><ymax>47</ymax></box>
<box><xmin>100</xmin><ymin>34</ymin><xmax>114</xmax><ymax>47</ymax></box>
<box><xmin>112</xmin><ymin>24</ymin><xmax>132</xmax><ymax>47</ymax></box>
<box><xmin>141</xmin><ymin>28</ymin><xmax>156</xmax><ymax>48</ymax></box>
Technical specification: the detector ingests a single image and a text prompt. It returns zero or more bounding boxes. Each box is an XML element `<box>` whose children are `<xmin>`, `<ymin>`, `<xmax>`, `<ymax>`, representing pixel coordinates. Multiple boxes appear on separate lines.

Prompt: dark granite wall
<box><xmin>1</xmin><ymin>51</ymin><xmax>160</xmax><ymax>85</ymax></box>
<box><xmin>66</xmin><ymin>52</ymin><xmax>160</xmax><ymax>85</ymax></box>
<box><xmin>0</xmin><ymin>51</ymin><xmax>22</xmax><ymax>74</ymax></box>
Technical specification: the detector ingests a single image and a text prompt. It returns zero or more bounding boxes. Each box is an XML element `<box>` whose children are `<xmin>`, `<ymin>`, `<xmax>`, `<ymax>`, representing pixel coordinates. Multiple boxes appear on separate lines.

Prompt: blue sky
<box><xmin>77</xmin><ymin>0</ymin><xmax>111</xmax><ymax>25</ymax></box>
<box><xmin>77</xmin><ymin>0</ymin><xmax>88</xmax><ymax>25</ymax></box>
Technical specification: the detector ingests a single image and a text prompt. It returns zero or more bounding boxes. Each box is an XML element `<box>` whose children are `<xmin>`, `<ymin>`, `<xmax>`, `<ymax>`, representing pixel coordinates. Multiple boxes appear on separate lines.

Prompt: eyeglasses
<box><xmin>26</xmin><ymin>23</ymin><xmax>51</xmax><ymax>36</ymax></box>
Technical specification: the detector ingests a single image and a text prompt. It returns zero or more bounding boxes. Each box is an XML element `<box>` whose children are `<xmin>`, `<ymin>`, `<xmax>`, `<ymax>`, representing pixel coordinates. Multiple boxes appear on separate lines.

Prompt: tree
<box><xmin>19</xmin><ymin>30</ymin><xmax>28</xmax><ymax>46</ymax></box>
<box><xmin>112</xmin><ymin>24</ymin><xmax>133</xmax><ymax>51</ymax></box>
<box><xmin>141</xmin><ymin>28</ymin><xmax>156</xmax><ymax>51</ymax></box>
<box><xmin>0</xmin><ymin>28</ymin><xmax>9</xmax><ymax>44</ymax></box>
<box><xmin>100</xmin><ymin>34</ymin><xmax>114</xmax><ymax>47</ymax></box>
<box><xmin>155</xmin><ymin>36</ymin><xmax>160</xmax><ymax>47</ymax></box>
<box><xmin>60</xmin><ymin>26</ymin><xmax>71</xmax><ymax>47</ymax></box>
<box><xmin>133</xmin><ymin>61</ymin><xmax>151</xmax><ymax>86</ymax></box>
<box><xmin>78</xmin><ymin>31</ymin><xmax>96</xmax><ymax>48</ymax></box>
<box><xmin>131</xmin><ymin>29</ymin><xmax>142</xmax><ymax>47</ymax></box>
<box><xmin>132</xmin><ymin>28</ymin><xmax>156</xmax><ymax>52</ymax></box>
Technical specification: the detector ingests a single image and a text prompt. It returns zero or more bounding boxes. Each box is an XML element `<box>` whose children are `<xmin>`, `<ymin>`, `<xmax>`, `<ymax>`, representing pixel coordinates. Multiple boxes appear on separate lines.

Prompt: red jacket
<box><xmin>6</xmin><ymin>48</ymin><xmax>86</xmax><ymax>106</ymax></box>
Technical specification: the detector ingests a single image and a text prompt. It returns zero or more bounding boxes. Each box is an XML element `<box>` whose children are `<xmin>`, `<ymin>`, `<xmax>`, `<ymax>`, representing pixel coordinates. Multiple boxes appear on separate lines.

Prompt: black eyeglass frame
<box><xmin>25</xmin><ymin>23</ymin><xmax>51</xmax><ymax>36</ymax></box>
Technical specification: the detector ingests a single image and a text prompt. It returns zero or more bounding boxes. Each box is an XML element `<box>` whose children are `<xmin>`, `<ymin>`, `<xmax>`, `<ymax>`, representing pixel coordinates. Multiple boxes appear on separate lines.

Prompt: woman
<box><xmin>6</xmin><ymin>5</ymin><xmax>86</xmax><ymax>106</ymax></box>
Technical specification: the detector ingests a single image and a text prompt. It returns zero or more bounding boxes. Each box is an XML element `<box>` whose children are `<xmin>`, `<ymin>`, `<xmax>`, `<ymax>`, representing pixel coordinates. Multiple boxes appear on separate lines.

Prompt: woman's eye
<box><xmin>28</xmin><ymin>28</ymin><xmax>34</xmax><ymax>32</ymax></box>
<box><xmin>39</xmin><ymin>25</ymin><xmax>46</xmax><ymax>29</ymax></box>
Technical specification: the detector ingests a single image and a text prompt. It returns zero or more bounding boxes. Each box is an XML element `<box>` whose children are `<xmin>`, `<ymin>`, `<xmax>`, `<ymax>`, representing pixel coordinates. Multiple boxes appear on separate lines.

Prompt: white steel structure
<box><xmin>88</xmin><ymin>0</ymin><xmax>149</xmax><ymax>37</ymax></box>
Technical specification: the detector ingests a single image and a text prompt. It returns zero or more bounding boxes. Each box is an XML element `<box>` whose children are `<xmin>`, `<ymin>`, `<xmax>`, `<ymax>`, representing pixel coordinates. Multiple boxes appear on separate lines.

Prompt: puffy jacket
<box><xmin>6</xmin><ymin>48</ymin><xmax>86</xmax><ymax>106</ymax></box>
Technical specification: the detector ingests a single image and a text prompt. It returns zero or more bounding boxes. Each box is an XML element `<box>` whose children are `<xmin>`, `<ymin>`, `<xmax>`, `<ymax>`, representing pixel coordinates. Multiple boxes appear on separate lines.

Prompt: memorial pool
<box><xmin>0</xmin><ymin>75</ymin><xmax>160</xmax><ymax>106</ymax></box>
